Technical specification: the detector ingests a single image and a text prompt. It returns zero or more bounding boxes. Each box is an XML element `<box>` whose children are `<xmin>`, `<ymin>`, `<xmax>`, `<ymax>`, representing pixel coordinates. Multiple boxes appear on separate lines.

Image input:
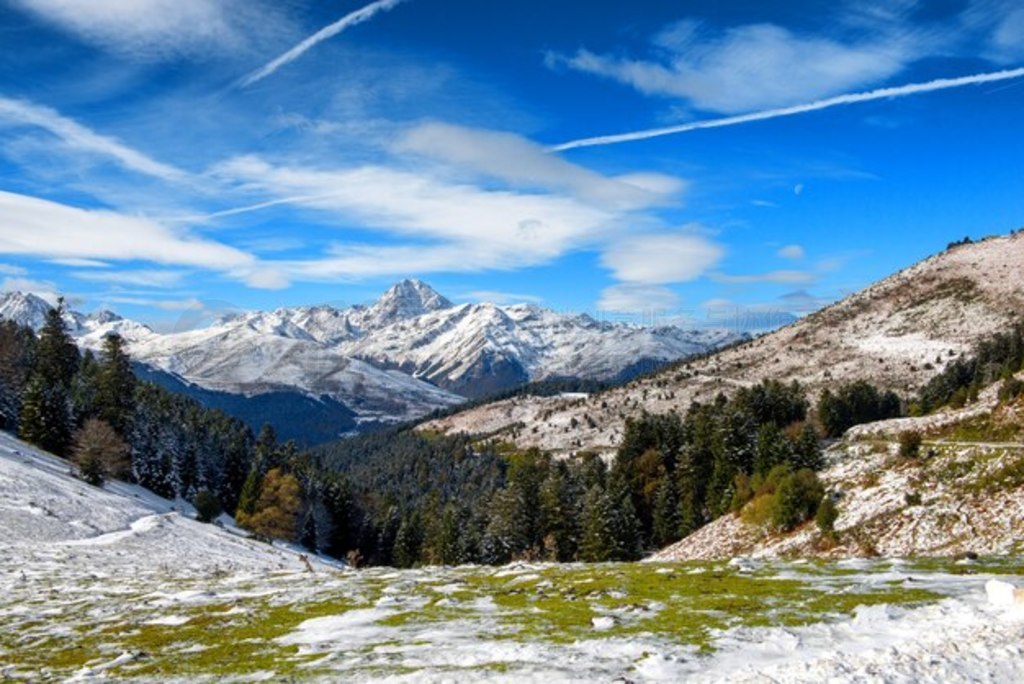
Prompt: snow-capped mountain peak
<box><xmin>364</xmin><ymin>278</ymin><xmax>453</xmax><ymax>328</ymax></box>
<box><xmin>87</xmin><ymin>308</ymin><xmax>123</xmax><ymax>325</ymax></box>
<box><xmin>0</xmin><ymin>291</ymin><xmax>54</xmax><ymax>330</ymax></box>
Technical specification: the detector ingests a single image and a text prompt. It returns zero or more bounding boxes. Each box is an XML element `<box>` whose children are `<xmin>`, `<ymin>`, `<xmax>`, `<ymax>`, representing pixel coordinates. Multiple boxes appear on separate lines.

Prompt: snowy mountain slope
<box><xmin>1</xmin><ymin>279</ymin><xmax>738</xmax><ymax>427</ymax></box>
<box><xmin>0</xmin><ymin>430</ymin><xmax>327</xmax><ymax>571</ymax></box>
<box><xmin>422</xmin><ymin>232</ymin><xmax>1024</xmax><ymax>455</ymax></box>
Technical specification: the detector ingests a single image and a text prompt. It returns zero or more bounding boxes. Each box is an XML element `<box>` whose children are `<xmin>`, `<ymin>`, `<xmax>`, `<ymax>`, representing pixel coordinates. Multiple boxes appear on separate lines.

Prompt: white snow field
<box><xmin>2</xmin><ymin>432</ymin><xmax>1024</xmax><ymax>682</ymax></box>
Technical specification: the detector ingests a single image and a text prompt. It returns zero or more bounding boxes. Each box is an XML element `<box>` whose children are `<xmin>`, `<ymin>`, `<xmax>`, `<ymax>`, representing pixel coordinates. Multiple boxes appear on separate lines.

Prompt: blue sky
<box><xmin>0</xmin><ymin>0</ymin><xmax>1022</xmax><ymax>330</ymax></box>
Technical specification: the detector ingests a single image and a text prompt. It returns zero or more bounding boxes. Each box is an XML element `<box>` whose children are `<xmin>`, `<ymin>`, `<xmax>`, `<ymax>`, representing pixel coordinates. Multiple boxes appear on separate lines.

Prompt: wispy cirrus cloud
<box><xmin>601</xmin><ymin>232</ymin><xmax>724</xmax><ymax>284</ymax></box>
<box><xmin>70</xmin><ymin>269</ymin><xmax>188</xmax><ymax>288</ymax></box>
<box><xmin>598</xmin><ymin>284</ymin><xmax>681</xmax><ymax>313</ymax></box>
<box><xmin>99</xmin><ymin>295</ymin><xmax>204</xmax><ymax>311</ymax></box>
<box><xmin>0</xmin><ymin>96</ymin><xmax>187</xmax><ymax>181</ymax></box>
<box><xmin>395</xmin><ymin>121</ymin><xmax>685</xmax><ymax>209</ymax></box>
<box><xmin>710</xmin><ymin>270</ymin><xmax>818</xmax><ymax>285</ymax></box>
<box><xmin>239</xmin><ymin>0</ymin><xmax>410</xmax><ymax>87</ymax></box>
<box><xmin>459</xmin><ymin>290</ymin><xmax>544</xmax><ymax>305</ymax></box>
<box><xmin>0</xmin><ymin>190</ymin><xmax>283</xmax><ymax>289</ymax></box>
<box><xmin>9</xmin><ymin>0</ymin><xmax>285</xmax><ymax>61</ymax></box>
<box><xmin>777</xmin><ymin>244</ymin><xmax>805</xmax><ymax>260</ymax></box>
<box><xmin>549</xmin><ymin>20</ymin><xmax>921</xmax><ymax>114</ymax></box>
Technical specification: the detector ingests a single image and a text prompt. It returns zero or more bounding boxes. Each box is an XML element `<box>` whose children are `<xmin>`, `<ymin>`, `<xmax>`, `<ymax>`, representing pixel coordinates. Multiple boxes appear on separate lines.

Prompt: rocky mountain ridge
<box><xmin>422</xmin><ymin>233</ymin><xmax>1024</xmax><ymax>455</ymax></box>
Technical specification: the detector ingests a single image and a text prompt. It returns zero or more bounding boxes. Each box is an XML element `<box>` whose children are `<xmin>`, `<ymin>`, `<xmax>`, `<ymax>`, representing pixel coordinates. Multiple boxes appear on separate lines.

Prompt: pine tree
<box><xmin>608</xmin><ymin>473</ymin><xmax>642</xmax><ymax>561</ymax></box>
<box><xmin>95</xmin><ymin>333</ymin><xmax>136</xmax><ymax>436</ymax></box>
<box><xmin>20</xmin><ymin>301</ymin><xmax>78</xmax><ymax>456</ymax></box>
<box><xmin>578</xmin><ymin>484</ymin><xmax>615</xmax><ymax>563</ymax></box>
<box><xmin>320</xmin><ymin>476</ymin><xmax>354</xmax><ymax>559</ymax></box>
<box><xmin>793</xmin><ymin>423</ymin><xmax>823</xmax><ymax>470</ymax></box>
<box><xmin>652</xmin><ymin>477</ymin><xmax>680</xmax><ymax>547</ymax></box>
<box><xmin>675</xmin><ymin>446</ymin><xmax>707</xmax><ymax>537</ymax></box>
<box><xmin>19</xmin><ymin>375</ymin><xmax>73</xmax><ymax>456</ymax></box>
<box><xmin>539</xmin><ymin>463</ymin><xmax>575</xmax><ymax>562</ymax></box>
<box><xmin>0</xmin><ymin>320</ymin><xmax>36</xmax><ymax>430</ymax></box>
<box><xmin>434</xmin><ymin>506</ymin><xmax>462</xmax><ymax>565</ymax></box>
<box><xmin>753</xmin><ymin>422</ymin><xmax>788</xmax><ymax>476</ymax></box>
<box><xmin>393</xmin><ymin>512</ymin><xmax>424</xmax><ymax>568</ymax></box>
<box><xmin>254</xmin><ymin>424</ymin><xmax>278</xmax><ymax>472</ymax></box>
<box><xmin>236</xmin><ymin>469</ymin><xmax>263</xmax><ymax>523</ymax></box>
<box><xmin>34</xmin><ymin>301</ymin><xmax>79</xmax><ymax>387</ymax></box>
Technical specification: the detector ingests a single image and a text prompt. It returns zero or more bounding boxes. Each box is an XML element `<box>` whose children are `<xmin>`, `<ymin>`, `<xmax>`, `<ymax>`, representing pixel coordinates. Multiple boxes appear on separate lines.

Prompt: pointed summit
<box><xmin>0</xmin><ymin>291</ymin><xmax>55</xmax><ymax>331</ymax></box>
<box><xmin>88</xmin><ymin>308</ymin><xmax>123</xmax><ymax>325</ymax></box>
<box><xmin>364</xmin><ymin>279</ymin><xmax>452</xmax><ymax>328</ymax></box>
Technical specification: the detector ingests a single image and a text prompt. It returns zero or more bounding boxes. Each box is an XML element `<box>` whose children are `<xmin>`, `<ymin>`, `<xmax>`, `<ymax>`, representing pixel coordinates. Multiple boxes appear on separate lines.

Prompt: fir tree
<box><xmin>19</xmin><ymin>375</ymin><xmax>74</xmax><ymax>456</ymax></box>
<box><xmin>94</xmin><ymin>333</ymin><xmax>136</xmax><ymax>436</ymax></box>
<box><xmin>753</xmin><ymin>422</ymin><xmax>789</xmax><ymax>477</ymax></box>
<box><xmin>254</xmin><ymin>423</ymin><xmax>278</xmax><ymax>472</ymax></box>
<box><xmin>34</xmin><ymin>301</ymin><xmax>79</xmax><ymax>387</ymax></box>
<box><xmin>393</xmin><ymin>512</ymin><xmax>423</xmax><ymax>568</ymax></box>
<box><xmin>0</xmin><ymin>320</ymin><xmax>36</xmax><ymax>430</ymax></box>
<box><xmin>578</xmin><ymin>484</ymin><xmax>615</xmax><ymax>563</ymax></box>
<box><xmin>236</xmin><ymin>469</ymin><xmax>263</xmax><ymax>522</ymax></box>
<box><xmin>793</xmin><ymin>423</ymin><xmax>823</xmax><ymax>470</ymax></box>
<box><xmin>652</xmin><ymin>477</ymin><xmax>680</xmax><ymax>548</ymax></box>
<box><xmin>20</xmin><ymin>301</ymin><xmax>78</xmax><ymax>456</ymax></box>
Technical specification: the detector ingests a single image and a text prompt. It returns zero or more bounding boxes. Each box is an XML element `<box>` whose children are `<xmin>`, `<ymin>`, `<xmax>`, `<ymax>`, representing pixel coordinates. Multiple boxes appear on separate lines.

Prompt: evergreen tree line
<box><xmin>916</xmin><ymin>321</ymin><xmax>1024</xmax><ymax>413</ymax></box>
<box><xmin>0</xmin><ymin>302</ymin><xmax>258</xmax><ymax>516</ymax></box>
<box><xmin>304</xmin><ymin>379</ymin><xmax>828</xmax><ymax>567</ymax></box>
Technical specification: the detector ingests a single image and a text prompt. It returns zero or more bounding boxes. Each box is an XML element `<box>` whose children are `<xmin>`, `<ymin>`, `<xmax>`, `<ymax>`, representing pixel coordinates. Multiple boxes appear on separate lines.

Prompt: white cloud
<box><xmin>395</xmin><ymin>122</ymin><xmax>685</xmax><ymax>209</ymax></box>
<box><xmin>553</xmin><ymin>21</ymin><xmax>917</xmax><ymax>114</ymax></box>
<box><xmin>0</xmin><ymin>190</ymin><xmax>281</xmax><ymax>288</ymax></box>
<box><xmin>49</xmin><ymin>258</ymin><xmax>110</xmax><ymax>268</ymax></box>
<box><xmin>711</xmin><ymin>270</ymin><xmax>817</xmax><ymax>285</ymax></box>
<box><xmin>240</xmin><ymin>0</ymin><xmax>409</xmax><ymax>87</ymax></box>
<box><xmin>71</xmin><ymin>269</ymin><xmax>188</xmax><ymax>288</ymax></box>
<box><xmin>0</xmin><ymin>96</ymin><xmax>186</xmax><ymax>181</ymax></box>
<box><xmin>989</xmin><ymin>8</ymin><xmax>1024</xmax><ymax>63</ymax></box>
<box><xmin>598</xmin><ymin>284</ymin><xmax>679</xmax><ymax>313</ymax></box>
<box><xmin>777</xmin><ymin>244</ymin><xmax>805</xmax><ymax>260</ymax></box>
<box><xmin>100</xmin><ymin>295</ymin><xmax>204</xmax><ymax>311</ymax></box>
<box><xmin>0</xmin><ymin>263</ymin><xmax>27</xmax><ymax>275</ymax></box>
<box><xmin>213</xmin><ymin>155</ymin><xmax>619</xmax><ymax>277</ymax></box>
<box><xmin>601</xmin><ymin>232</ymin><xmax>724</xmax><ymax>284</ymax></box>
<box><xmin>9</xmin><ymin>0</ymin><xmax>267</xmax><ymax>61</ymax></box>
<box><xmin>459</xmin><ymin>290</ymin><xmax>544</xmax><ymax>305</ymax></box>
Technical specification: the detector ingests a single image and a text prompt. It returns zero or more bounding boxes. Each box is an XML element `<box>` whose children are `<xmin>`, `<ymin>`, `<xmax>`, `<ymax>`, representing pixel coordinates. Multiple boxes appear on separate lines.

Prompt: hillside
<box><xmin>0</xmin><ymin>430</ymin><xmax>327</xmax><ymax>572</ymax></box>
<box><xmin>652</xmin><ymin>378</ymin><xmax>1024</xmax><ymax>562</ymax></box>
<box><xmin>422</xmin><ymin>233</ymin><xmax>1024</xmax><ymax>454</ymax></box>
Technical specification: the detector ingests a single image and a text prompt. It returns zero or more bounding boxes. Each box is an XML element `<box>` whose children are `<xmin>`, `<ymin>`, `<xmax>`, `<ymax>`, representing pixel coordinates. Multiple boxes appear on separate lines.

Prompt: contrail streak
<box><xmin>0</xmin><ymin>96</ymin><xmax>187</xmax><ymax>181</ymax></box>
<box><xmin>550</xmin><ymin>67</ymin><xmax>1024</xmax><ymax>152</ymax></box>
<box><xmin>239</xmin><ymin>0</ymin><xmax>409</xmax><ymax>87</ymax></box>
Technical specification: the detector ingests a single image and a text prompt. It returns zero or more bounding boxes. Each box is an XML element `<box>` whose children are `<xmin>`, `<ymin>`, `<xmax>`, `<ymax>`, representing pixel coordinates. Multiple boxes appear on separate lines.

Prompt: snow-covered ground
<box><xmin>2</xmin><ymin>431</ymin><xmax>1024</xmax><ymax>681</ymax></box>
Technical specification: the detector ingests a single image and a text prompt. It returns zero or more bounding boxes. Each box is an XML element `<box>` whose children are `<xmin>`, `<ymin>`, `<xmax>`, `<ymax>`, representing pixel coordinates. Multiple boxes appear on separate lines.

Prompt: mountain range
<box><xmin>0</xmin><ymin>280</ymin><xmax>739</xmax><ymax>443</ymax></box>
